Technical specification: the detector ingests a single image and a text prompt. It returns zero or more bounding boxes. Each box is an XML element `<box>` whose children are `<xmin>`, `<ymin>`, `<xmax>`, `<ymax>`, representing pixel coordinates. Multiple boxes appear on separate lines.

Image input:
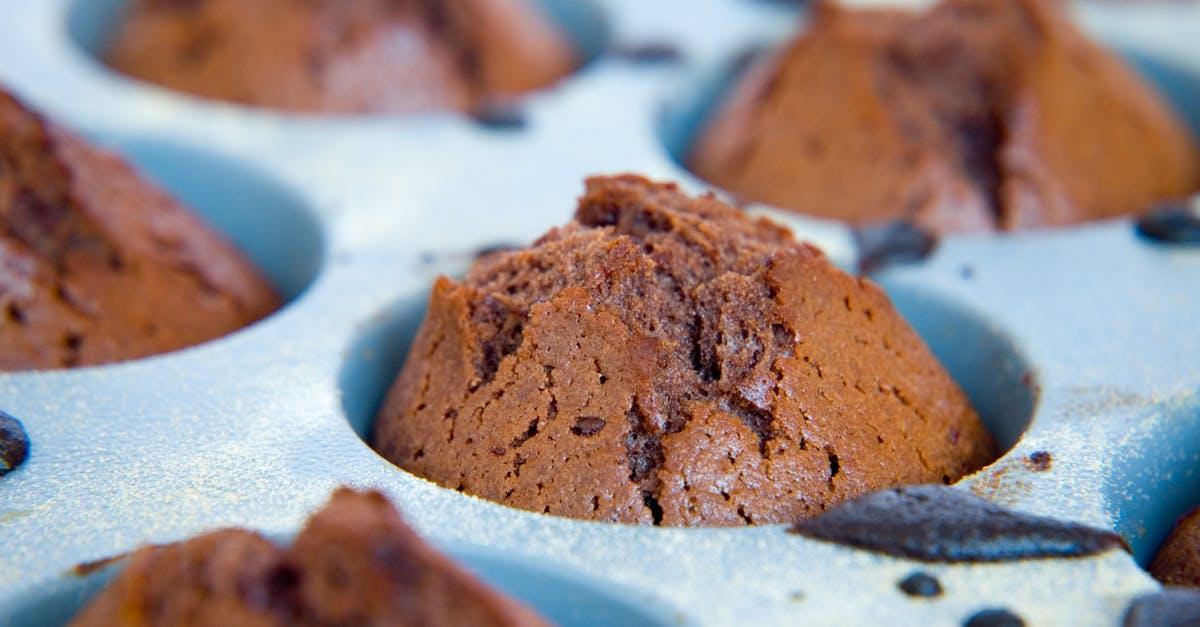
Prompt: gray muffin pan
<box><xmin>1</xmin><ymin>0</ymin><xmax>1199</xmax><ymax>625</ymax></box>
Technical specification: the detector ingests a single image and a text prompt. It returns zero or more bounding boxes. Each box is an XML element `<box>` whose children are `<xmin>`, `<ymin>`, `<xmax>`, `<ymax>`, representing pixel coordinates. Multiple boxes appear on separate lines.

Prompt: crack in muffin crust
<box><xmin>373</xmin><ymin>175</ymin><xmax>996</xmax><ymax>525</ymax></box>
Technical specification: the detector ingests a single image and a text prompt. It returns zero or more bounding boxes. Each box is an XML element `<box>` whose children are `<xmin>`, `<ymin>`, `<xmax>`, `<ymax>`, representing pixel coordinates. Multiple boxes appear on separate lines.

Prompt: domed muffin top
<box><xmin>373</xmin><ymin>175</ymin><xmax>995</xmax><ymax>525</ymax></box>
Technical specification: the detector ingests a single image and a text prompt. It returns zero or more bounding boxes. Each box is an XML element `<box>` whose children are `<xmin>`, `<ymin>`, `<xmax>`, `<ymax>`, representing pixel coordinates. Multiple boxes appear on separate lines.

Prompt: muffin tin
<box><xmin>1</xmin><ymin>0</ymin><xmax>1199</xmax><ymax>624</ymax></box>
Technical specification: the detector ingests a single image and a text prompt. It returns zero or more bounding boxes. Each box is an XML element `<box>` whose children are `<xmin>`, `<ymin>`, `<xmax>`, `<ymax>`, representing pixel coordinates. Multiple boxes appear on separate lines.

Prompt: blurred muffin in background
<box><xmin>690</xmin><ymin>0</ymin><xmax>1200</xmax><ymax>234</ymax></box>
<box><xmin>0</xmin><ymin>89</ymin><xmax>279</xmax><ymax>370</ymax></box>
<box><xmin>105</xmin><ymin>0</ymin><xmax>578</xmax><ymax>114</ymax></box>
<box><xmin>71</xmin><ymin>488</ymin><xmax>548</xmax><ymax>626</ymax></box>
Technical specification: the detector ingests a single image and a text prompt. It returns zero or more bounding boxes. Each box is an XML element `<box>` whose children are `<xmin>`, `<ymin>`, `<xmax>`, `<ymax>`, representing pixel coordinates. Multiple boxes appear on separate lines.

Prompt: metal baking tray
<box><xmin>1</xmin><ymin>0</ymin><xmax>1198</xmax><ymax>624</ymax></box>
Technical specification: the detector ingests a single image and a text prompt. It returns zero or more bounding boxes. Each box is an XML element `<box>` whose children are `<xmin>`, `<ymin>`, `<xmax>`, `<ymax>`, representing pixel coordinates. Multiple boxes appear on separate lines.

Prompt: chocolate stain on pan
<box><xmin>791</xmin><ymin>485</ymin><xmax>1126</xmax><ymax>562</ymax></box>
<box><xmin>1123</xmin><ymin>589</ymin><xmax>1200</xmax><ymax>627</ymax></box>
<box><xmin>71</xmin><ymin>553</ymin><xmax>128</xmax><ymax>577</ymax></box>
<box><xmin>967</xmin><ymin>452</ymin><xmax>1050</xmax><ymax>505</ymax></box>
<box><xmin>1059</xmin><ymin>387</ymin><xmax>1153</xmax><ymax>417</ymax></box>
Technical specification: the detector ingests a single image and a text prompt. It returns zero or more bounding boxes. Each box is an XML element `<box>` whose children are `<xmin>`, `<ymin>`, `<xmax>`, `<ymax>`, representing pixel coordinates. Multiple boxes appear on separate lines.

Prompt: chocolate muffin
<box><xmin>372</xmin><ymin>175</ymin><xmax>995</xmax><ymax>526</ymax></box>
<box><xmin>71</xmin><ymin>488</ymin><xmax>547</xmax><ymax>626</ymax></box>
<box><xmin>105</xmin><ymin>0</ymin><xmax>578</xmax><ymax>114</ymax></box>
<box><xmin>1151</xmin><ymin>507</ymin><xmax>1200</xmax><ymax>588</ymax></box>
<box><xmin>690</xmin><ymin>0</ymin><xmax>1200</xmax><ymax>234</ymax></box>
<box><xmin>0</xmin><ymin>90</ymin><xmax>279</xmax><ymax>370</ymax></box>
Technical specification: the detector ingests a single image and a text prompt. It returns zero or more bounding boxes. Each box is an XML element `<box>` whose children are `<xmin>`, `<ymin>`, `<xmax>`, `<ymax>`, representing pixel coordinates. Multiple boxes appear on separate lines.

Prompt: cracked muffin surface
<box><xmin>690</xmin><ymin>0</ymin><xmax>1200</xmax><ymax>234</ymax></box>
<box><xmin>71</xmin><ymin>488</ymin><xmax>548</xmax><ymax>627</ymax></box>
<box><xmin>105</xmin><ymin>0</ymin><xmax>578</xmax><ymax>114</ymax></box>
<box><xmin>0</xmin><ymin>90</ymin><xmax>278</xmax><ymax>371</ymax></box>
<box><xmin>372</xmin><ymin>175</ymin><xmax>995</xmax><ymax>526</ymax></box>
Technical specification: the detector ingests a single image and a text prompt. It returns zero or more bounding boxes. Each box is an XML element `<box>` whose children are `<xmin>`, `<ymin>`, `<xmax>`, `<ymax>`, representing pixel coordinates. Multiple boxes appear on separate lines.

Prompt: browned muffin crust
<box><xmin>1151</xmin><ymin>507</ymin><xmax>1200</xmax><ymax>588</ymax></box>
<box><xmin>105</xmin><ymin>0</ymin><xmax>578</xmax><ymax>114</ymax></box>
<box><xmin>70</xmin><ymin>488</ymin><xmax>548</xmax><ymax>627</ymax></box>
<box><xmin>0</xmin><ymin>89</ymin><xmax>279</xmax><ymax>370</ymax></box>
<box><xmin>690</xmin><ymin>0</ymin><xmax>1200</xmax><ymax>234</ymax></box>
<box><xmin>372</xmin><ymin>175</ymin><xmax>995</xmax><ymax>526</ymax></box>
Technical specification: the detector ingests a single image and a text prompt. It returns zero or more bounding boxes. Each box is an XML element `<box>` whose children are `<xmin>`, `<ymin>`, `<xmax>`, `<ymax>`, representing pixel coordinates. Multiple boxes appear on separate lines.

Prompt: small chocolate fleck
<box><xmin>1135</xmin><ymin>202</ymin><xmax>1200</xmax><ymax>245</ymax></box>
<box><xmin>729</xmin><ymin>46</ymin><xmax>766</xmax><ymax>76</ymax></box>
<box><xmin>790</xmin><ymin>485</ymin><xmax>1126</xmax><ymax>562</ymax></box>
<box><xmin>854</xmin><ymin>221</ymin><xmax>938</xmax><ymax>275</ymax></box>
<box><xmin>469</xmin><ymin>102</ymin><xmax>527</xmax><ymax>131</ymax></box>
<box><xmin>1124</xmin><ymin>589</ymin><xmax>1200</xmax><ymax>627</ymax></box>
<box><xmin>571</xmin><ymin>416</ymin><xmax>606</xmax><ymax>436</ymax></box>
<box><xmin>964</xmin><ymin>608</ymin><xmax>1025</xmax><ymax>627</ymax></box>
<box><xmin>612</xmin><ymin>42</ymin><xmax>684</xmax><ymax>64</ymax></box>
<box><xmin>898</xmin><ymin>571</ymin><xmax>943</xmax><ymax>598</ymax></box>
<box><xmin>71</xmin><ymin>553</ymin><xmax>126</xmax><ymax>577</ymax></box>
<box><xmin>474</xmin><ymin>243</ymin><xmax>520</xmax><ymax>259</ymax></box>
<box><xmin>1025</xmin><ymin>451</ymin><xmax>1052</xmax><ymax>472</ymax></box>
<box><xmin>0</xmin><ymin>411</ymin><xmax>30</xmax><ymax>476</ymax></box>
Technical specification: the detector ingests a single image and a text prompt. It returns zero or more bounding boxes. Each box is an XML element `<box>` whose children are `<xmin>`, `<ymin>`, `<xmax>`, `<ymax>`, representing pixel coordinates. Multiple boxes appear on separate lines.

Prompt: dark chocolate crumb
<box><xmin>5</xmin><ymin>302</ymin><xmax>25</xmax><ymax>324</ymax></box>
<box><xmin>1135</xmin><ymin>202</ymin><xmax>1200</xmax><ymax>245</ymax></box>
<box><xmin>854</xmin><ymin>221</ymin><xmax>938</xmax><ymax>275</ymax></box>
<box><xmin>964</xmin><ymin>608</ymin><xmax>1025</xmax><ymax>627</ymax></box>
<box><xmin>0</xmin><ymin>411</ymin><xmax>30</xmax><ymax>476</ymax></box>
<box><xmin>572</xmin><ymin>416</ymin><xmax>606</xmax><ymax>436</ymax></box>
<box><xmin>612</xmin><ymin>42</ymin><xmax>684</xmax><ymax>64</ymax></box>
<box><xmin>643</xmin><ymin>491</ymin><xmax>664</xmax><ymax>526</ymax></box>
<box><xmin>898</xmin><ymin>571</ymin><xmax>943</xmax><ymax>598</ymax></box>
<box><xmin>1025</xmin><ymin>451</ymin><xmax>1052</xmax><ymax>472</ymax></box>
<box><xmin>474</xmin><ymin>243</ymin><xmax>520</xmax><ymax>259</ymax></box>
<box><xmin>469</xmin><ymin>102</ymin><xmax>528</xmax><ymax>131</ymax></box>
<box><xmin>790</xmin><ymin>485</ymin><xmax>1126</xmax><ymax>562</ymax></box>
<box><xmin>1124</xmin><ymin>589</ymin><xmax>1200</xmax><ymax>627</ymax></box>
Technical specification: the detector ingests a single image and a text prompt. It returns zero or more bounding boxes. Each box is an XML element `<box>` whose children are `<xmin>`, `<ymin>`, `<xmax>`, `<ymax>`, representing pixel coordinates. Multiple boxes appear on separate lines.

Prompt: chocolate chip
<box><xmin>1124</xmin><ymin>589</ymin><xmax>1200</xmax><ymax>627</ymax></box>
<box><xmin>1026</xmin><ymin>451</ymin><xmax>1052</xmax><ymax>472</ymax></box>
<box><xmin>469</xmin><ymin>102</ymin><xmax>527</xmax><ymax>131</ymax></box>
<box><xmin>1136</xmin><ymin>201</ymin><xmax>1200</xmax><ymax>245</ymax></box>
<box><xmin>474</xmin><ymin>243</ymin><xmax>519</xmax><ymax>259</ymax></box>
<box><xmin>612</xmin><ymin>43</ymin><xmax>684</xmax><ymax>64</ymax></box>
<box><xmin>571</xmin><ymin>416</ymin><xmax>606</xmax><ymax>436</ymax></box>
<box><xmin>0</xmin><ymin>411</ymin><xmax>30</xmax><ymax>476</ymax></box>
<box><xmin>730</xmin><ymin>46</ymin><xmax>767</xmax><ymax>75</ymax></box>
<box><xmin>964</xmin><ymin>608</ymin><xmax>1025</xmax><ymax>627</ymax></box>
<box><xmin>854</xmin><ymin>221</ymin><xmax>938</xmax><ymax>275</ymax></box>
<box><xmin>898</xmin><ymin>571</ymin><xmax>943</xmax><ymax>598</ymax></box>
<box><xmin>790</xmin><ymin>485</ymin><xmax>1126</xmax><ymax>562</ymax></box>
